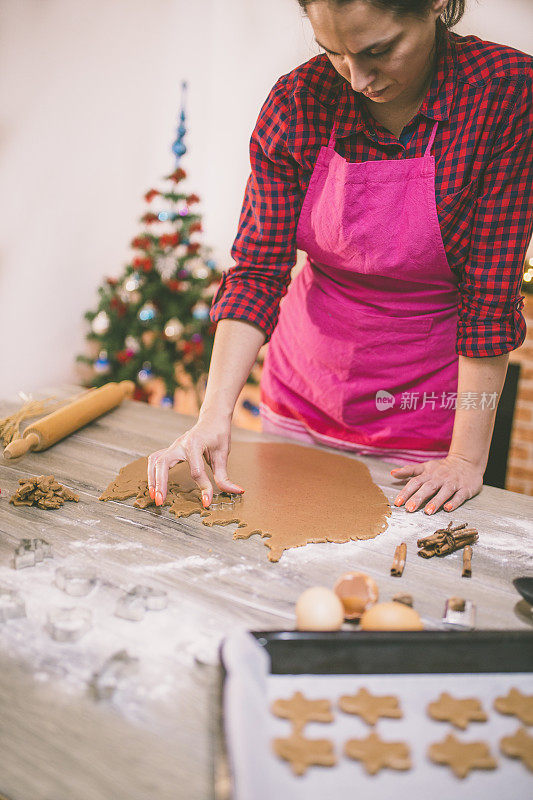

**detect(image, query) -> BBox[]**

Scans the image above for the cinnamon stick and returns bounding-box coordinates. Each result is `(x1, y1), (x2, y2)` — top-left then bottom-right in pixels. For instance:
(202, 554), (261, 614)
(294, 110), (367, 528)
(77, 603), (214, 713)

(417, 520), (478, 559)
(462, 545), (473, 577)
(391, 542), (407, 576)
(434, 531), (478, 554)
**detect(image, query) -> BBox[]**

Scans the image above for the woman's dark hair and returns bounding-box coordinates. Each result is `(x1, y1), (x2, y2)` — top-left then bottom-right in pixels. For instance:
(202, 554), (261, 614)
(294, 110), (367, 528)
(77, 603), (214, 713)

(296, 0), (466, 29)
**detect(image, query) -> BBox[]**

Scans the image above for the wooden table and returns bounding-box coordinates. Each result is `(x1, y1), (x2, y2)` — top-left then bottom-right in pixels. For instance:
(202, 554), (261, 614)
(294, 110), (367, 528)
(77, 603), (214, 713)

(0, 386), (531, 800)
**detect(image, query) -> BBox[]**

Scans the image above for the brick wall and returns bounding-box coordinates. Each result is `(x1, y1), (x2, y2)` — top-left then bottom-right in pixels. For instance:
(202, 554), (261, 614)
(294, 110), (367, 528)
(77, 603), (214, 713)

(507, 292), (533, 495)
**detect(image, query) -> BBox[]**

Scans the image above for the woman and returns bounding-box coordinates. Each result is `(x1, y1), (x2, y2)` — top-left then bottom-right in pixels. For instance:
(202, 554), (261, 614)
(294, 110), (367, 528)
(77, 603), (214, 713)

(147, 0), (532, 516)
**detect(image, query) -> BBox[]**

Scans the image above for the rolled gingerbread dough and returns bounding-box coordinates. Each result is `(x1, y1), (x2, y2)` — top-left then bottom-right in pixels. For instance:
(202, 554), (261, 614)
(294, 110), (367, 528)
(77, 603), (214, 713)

(99, 441), (391, 561)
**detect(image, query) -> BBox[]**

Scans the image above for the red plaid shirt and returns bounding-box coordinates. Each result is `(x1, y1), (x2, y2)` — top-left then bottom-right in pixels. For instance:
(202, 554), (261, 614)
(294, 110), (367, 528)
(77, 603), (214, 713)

(210, 21), (533, 357)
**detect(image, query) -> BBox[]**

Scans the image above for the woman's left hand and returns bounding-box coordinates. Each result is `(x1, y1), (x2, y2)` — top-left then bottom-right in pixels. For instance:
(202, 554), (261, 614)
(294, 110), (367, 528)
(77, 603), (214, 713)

(390, 454), (484, 514)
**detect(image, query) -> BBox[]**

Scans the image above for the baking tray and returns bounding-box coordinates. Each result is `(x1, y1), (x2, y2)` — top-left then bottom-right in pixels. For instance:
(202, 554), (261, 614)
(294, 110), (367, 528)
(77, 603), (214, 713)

(218, 629), (533, 800)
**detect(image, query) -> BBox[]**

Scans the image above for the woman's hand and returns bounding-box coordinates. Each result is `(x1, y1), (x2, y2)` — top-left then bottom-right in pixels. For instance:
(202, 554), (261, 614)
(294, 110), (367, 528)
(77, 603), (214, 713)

(390, 454), (484, 514)
(147, 409), (244, 509)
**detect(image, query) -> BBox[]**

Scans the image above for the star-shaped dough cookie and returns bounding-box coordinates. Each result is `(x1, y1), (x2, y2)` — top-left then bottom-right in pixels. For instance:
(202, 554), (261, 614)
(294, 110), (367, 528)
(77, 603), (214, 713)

(428, 733), (497, 778)
(338, 687), (402, 725)
(500, 727), (533, 772)
(494, 688), (533, 726)
(427, 692), (488, 730)
(344, 731), (411, 775)
(271, 691), (334, 733)
(272, 732), (336, 776)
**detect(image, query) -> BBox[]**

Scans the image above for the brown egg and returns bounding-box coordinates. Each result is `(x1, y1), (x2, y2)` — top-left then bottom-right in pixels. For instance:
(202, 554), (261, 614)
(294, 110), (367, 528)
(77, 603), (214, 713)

(295, 587), (344, 631)
(333, 572), (379, 619)
(360, 601), (423, 631)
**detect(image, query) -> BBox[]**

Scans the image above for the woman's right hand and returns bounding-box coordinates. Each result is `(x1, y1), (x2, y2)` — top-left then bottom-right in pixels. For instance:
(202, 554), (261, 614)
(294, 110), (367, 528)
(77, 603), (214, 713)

(146, 409), (244, 509)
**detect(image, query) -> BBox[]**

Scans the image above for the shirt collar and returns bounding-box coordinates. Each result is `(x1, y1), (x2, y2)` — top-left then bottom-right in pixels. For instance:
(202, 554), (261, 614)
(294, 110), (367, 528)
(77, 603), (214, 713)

(328, 19), (455, 142)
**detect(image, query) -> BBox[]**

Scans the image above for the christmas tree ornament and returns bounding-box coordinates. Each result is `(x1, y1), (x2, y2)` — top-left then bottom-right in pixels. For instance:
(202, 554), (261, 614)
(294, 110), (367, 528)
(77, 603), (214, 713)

(94, 351), (111, 374)
(117, 285), (130, 304)
(125, 335), (140, 354)
(190, 259), (210, 280)
(141, 330), (157, 348)
(116, 350), (133, 364)
(172, 81), (188, 165)
(161, 396), (174, 408)
(132, 235), (151, 250)
(165, 279), (183, 293)
(158, 254), (177, 281)
(142, 212), (159, 225)
(164, 318), (184, 342)
(132, 256), (153, 273)
(158, 233), (179, 249)
(92, 311), (110, 335)
(192, 301), (209, 320)
(138, 302), (157, 322)
(124, 273), (143, 293)
(158, 210), (178, 222)
(137, 362), (153, 384)
(177, 201), (190, 217)
(206, 259), (217, 270)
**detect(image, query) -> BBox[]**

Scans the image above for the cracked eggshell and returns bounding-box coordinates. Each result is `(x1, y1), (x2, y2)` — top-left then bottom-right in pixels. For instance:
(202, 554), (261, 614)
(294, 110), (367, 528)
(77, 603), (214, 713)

(333, 571), (379, 619)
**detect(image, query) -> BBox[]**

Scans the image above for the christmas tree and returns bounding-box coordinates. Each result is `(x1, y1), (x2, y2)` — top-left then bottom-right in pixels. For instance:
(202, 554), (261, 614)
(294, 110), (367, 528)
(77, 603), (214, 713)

(77, 82), (224, 409)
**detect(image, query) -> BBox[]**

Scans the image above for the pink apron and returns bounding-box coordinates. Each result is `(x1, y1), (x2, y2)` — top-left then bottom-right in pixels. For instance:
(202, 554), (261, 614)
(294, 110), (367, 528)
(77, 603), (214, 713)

(260, 114), (460, 465)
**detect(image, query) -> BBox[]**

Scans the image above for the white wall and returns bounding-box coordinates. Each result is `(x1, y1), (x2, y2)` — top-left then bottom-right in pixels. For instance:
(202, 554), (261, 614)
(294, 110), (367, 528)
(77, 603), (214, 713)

(0, 0), (532, 396)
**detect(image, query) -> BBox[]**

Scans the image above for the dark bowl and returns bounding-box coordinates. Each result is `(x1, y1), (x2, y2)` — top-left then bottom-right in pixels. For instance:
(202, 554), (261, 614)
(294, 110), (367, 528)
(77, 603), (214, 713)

(513, 577), (533, 606)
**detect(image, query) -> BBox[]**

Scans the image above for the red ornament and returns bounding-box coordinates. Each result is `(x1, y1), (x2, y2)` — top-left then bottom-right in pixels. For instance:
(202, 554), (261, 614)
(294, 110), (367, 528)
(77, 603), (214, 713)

(159, 232), (180, 248)
(186, 193), (200, 205)
(166, 279), (183, 292)
(168, 167), (187, 183)
(187, 242), (201, 255)
(116, 349), (133, 363)
(141, 212), (159, 225)
(144, 189), (159, 203)
(106, 277), (118, 286)
(132, 235), (151, 250)
(189, 221), (202, 233)
(133, 256), (154, 273)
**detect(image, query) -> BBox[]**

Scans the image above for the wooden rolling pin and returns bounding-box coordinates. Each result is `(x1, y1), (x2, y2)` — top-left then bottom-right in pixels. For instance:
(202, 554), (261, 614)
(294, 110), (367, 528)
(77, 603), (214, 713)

(3, 381), (135, 459)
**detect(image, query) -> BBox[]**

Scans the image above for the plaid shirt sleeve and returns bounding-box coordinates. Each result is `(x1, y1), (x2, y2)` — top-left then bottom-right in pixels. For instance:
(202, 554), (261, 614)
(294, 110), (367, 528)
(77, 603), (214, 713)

(209, 77), (301, 342)
(456, 72), (533, 357)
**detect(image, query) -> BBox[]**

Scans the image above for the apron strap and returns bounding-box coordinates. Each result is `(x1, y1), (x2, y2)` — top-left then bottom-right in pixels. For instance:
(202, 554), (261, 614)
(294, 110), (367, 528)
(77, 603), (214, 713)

(424, 120), (439, 156)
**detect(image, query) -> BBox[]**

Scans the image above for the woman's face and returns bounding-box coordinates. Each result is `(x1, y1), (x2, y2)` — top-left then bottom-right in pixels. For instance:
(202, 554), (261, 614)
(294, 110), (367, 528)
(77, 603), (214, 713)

(306, 0), (448, 106)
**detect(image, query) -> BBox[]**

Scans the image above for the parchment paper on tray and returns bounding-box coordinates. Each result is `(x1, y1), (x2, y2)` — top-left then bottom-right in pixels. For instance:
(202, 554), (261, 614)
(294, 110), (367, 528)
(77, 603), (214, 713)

(220, 631), (533, 800)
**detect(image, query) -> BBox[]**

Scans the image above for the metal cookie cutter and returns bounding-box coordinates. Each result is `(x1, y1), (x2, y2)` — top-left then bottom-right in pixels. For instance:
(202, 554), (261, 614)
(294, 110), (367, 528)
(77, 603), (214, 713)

(13, 537), (53, 569)
(115, 584), (168, 621)
(55, 566), (97, 597)
(89, 649), (140, 701)
(46, 606), (93, 642)
(208, 492), (243, 510)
